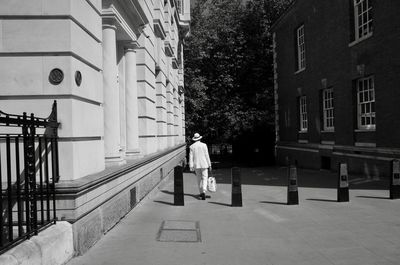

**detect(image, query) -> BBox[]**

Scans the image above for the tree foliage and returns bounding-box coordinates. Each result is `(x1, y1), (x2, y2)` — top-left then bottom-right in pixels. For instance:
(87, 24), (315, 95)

(184, 0), (291, 144)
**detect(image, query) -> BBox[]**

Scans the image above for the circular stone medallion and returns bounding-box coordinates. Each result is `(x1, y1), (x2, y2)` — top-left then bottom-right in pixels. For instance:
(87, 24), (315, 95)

(75, 71), (82, 86)
(49, 68), (64, 85)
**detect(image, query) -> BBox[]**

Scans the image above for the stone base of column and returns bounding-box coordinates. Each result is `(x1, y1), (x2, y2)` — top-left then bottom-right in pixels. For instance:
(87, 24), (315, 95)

(158, 137), (168, 151)
(105, 154), (125, 167)
(167, 136), (175, 148)
(139, 138), (158, 156)
(125, 148), (142, 160)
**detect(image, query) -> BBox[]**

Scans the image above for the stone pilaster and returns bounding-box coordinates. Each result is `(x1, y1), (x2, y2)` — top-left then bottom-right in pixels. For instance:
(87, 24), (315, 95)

(156, 72), (168, 151)
(181, 94), (186, 143)
(173, 86), (179, 144)
(155, 36), (168, 151)
(166, 81), (175, 148)
(137, 26), (157, 155)
(176, 89), (183, 144)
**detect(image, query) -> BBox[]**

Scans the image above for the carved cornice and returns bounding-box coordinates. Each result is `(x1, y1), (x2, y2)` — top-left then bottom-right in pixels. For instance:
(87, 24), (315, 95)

(104, 0), (149, 25)
(123, 40), (140, 50)
(102, 6), (137, 42)
(102, 13), (120, 29)
(102, 0), (153, 41)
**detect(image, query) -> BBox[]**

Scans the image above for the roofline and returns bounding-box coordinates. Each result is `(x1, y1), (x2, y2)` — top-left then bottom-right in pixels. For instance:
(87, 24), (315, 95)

(270, 0), (298, 32)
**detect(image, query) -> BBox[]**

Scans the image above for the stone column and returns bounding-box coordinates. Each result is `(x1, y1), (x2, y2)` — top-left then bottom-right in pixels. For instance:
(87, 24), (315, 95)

(118, 44), (126, 158)
(102, 18), (122, 163)
(124, 41), (141, 158)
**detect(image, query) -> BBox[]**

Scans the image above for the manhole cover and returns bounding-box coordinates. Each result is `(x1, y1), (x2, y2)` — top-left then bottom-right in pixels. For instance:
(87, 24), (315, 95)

(156, 220), (201, 242)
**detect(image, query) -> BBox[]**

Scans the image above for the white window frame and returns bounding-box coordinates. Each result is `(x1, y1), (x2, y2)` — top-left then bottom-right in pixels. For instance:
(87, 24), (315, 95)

(299, 96), (308, 132)
(296, 25), (306, 71)
(323, 88), (334, 131)
(357, 76), (375, 130)
(354, 0), (373, 41)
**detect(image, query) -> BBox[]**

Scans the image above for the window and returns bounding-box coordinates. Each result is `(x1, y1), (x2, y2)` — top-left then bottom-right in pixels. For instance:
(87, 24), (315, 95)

(357, 76), (375, 129)
(299, 96), (308, 131)
(176, 0), (184, 14)
(353, 0), (373, 40)
(296, 25), (306, 71)
(323, 88), (334, 130)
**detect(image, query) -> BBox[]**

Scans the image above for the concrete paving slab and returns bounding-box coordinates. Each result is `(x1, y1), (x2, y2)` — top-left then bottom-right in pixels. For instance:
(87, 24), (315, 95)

(321, 247), (385, 265)
(67, 166), (400, 265)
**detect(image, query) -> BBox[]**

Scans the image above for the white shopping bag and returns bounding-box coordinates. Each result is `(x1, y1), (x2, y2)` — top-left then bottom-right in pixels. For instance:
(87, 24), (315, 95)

(207, 174), (217, 193)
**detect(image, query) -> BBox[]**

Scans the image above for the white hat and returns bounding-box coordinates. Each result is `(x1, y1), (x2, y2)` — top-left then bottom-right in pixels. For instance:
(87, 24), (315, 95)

(192, 133), (202, 141)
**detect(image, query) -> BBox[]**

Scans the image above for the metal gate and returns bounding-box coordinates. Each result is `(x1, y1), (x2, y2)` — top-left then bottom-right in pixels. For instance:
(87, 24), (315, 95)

(0, 101), (60, 253)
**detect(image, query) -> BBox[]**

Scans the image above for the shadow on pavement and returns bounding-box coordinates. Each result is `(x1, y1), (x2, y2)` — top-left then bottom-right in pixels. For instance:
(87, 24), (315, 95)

(306, 198), (338, 203)
(208, 201), (231, 207)
(154, 190), (204, 205)
(160, 189), (200, 200)
(356, 195), (390, 200)
(259, 201), (287, 205)
(153, 200), (175, 206)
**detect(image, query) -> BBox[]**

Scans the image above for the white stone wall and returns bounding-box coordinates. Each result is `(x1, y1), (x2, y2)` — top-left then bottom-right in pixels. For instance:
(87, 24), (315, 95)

(0, 0), (104, 181)
(0, 0), (190, 180)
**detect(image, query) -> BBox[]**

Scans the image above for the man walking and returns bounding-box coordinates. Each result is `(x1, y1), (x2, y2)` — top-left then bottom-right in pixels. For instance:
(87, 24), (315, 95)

(189, 133), (212, 200)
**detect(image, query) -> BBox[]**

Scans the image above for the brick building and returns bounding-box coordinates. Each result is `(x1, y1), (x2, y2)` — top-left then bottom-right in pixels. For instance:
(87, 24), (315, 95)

(272, 0), (400, 177)
(0, 0), (190, 262)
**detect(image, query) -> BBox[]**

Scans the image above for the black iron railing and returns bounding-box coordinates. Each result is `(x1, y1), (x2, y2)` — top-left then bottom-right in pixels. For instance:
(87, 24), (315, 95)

(0, 101), (60, 253)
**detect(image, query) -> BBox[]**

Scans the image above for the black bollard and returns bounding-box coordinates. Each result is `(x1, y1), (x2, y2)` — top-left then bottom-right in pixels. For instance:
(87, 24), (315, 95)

(231, 167), (242, 207)
(390, 159), (400, 199)
(287, 165), (299, 205)
(337, 163), (349, 202)
(174, 165), (184, 206)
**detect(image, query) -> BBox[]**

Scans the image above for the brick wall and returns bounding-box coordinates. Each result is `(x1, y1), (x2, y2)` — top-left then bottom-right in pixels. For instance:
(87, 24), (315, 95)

(273, 0), (400, 176)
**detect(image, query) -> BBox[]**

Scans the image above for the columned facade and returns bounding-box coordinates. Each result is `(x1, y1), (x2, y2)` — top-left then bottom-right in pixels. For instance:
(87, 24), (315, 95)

(0, 0), (191, 258)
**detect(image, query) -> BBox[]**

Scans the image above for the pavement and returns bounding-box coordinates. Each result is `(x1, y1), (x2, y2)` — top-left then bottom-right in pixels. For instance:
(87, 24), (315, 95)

(67, 166), (400, 265)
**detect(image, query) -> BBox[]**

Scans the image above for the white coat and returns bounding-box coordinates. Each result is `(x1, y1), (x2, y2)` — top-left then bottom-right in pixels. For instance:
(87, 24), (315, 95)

(189, 141), (211, 170)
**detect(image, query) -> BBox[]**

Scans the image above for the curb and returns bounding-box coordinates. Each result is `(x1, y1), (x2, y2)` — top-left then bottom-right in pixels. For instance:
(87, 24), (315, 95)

(0, 222), (74, 265)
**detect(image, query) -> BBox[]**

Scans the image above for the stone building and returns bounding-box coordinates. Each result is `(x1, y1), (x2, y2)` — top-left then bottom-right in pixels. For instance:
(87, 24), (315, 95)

(0, 0), (190, 260)
(272, 0), (400, 176)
